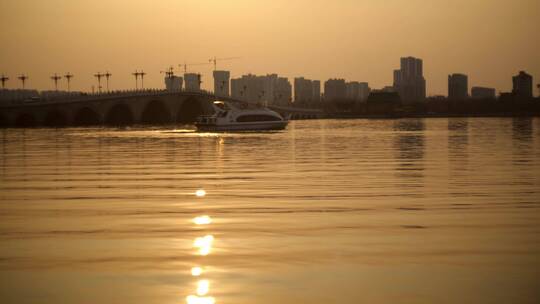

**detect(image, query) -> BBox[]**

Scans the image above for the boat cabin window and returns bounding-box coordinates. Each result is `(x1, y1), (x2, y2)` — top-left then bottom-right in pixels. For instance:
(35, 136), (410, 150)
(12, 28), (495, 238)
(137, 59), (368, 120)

(236, 115), (282, 122)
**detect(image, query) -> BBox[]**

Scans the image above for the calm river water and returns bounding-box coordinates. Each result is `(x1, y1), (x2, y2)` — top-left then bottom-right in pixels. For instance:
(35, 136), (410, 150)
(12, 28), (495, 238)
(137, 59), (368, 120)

(1, 118), (539, 304)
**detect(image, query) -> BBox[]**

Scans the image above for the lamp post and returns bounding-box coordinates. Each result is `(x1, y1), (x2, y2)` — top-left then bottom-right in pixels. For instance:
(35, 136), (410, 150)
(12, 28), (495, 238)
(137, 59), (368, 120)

(132, 70), (139, 90)
(94, 72), (105, 93)
(104, 71), (111, 92)
(18, 74), (28, 89)
(51, 73), (61, 91)
(64, 73), (73, 92)
(0, 75), (8, 89)
(139, 70), (146, 90)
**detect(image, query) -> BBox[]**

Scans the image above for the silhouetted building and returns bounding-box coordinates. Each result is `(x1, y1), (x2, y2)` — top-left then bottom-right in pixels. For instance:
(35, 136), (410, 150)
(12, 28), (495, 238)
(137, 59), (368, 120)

(471, 86), (495, 99)
(165, 76), (183, 92)
(358, 82), (371, 102)
(312, 80), (321, 104)
(274, 76), (292, 106)
(381, 86), (396, 93)
(512, 71), (533, 99)
(184, 73), (201, 92)
(448, 74), (468, 100)
(231, 74), (291, 105)
(324, 79), (346, 102)
(393, 56), (426, 103)
(295, 77), (320, 106)
(213, 70), (230, 97)
(346, 81), (360, 101)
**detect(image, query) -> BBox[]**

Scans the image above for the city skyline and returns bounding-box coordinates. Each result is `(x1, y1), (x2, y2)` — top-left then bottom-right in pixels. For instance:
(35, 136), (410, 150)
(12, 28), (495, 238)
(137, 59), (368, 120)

(1, 0), (539, 95)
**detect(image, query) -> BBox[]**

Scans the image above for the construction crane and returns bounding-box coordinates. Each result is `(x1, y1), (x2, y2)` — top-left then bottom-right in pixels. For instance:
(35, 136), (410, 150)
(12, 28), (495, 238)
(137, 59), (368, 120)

(64, 73), (74, 92)
(178, 61), (211, 74)
(18, 74), (28, 89)
(51, 73), (61, 91)
(0, 75), (8, 89)
(160, 66), (175, 78)
(209, 56), (240, 71)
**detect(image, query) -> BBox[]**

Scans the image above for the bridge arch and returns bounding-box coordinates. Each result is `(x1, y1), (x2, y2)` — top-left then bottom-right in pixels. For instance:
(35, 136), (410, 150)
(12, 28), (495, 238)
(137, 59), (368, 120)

(105, 103), (134, 126)
(74, 107), (101, 126)
(141, 100), (172, 125)
(14, 113), (37, 127)
(177, 98), (204, 124)
(44, 110), (69, 127)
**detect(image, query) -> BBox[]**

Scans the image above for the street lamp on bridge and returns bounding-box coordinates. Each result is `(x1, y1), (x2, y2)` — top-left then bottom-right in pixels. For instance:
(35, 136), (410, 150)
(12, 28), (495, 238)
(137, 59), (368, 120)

(64, 73), (74, 92)
(51, 73), (61, 91)
(94, 72), (105, 94)
(132, 70), (139, 90)
(131, 70), (146, 91)
(139, 70), (146, 90)
(18, 74), (28, 89)
(1, 75), (9, 89)
(104, 71), (112, 92)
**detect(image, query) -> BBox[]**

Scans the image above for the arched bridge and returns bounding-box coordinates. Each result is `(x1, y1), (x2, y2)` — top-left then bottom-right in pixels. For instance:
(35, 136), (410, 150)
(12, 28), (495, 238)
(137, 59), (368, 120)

(0, 90), (324, 127)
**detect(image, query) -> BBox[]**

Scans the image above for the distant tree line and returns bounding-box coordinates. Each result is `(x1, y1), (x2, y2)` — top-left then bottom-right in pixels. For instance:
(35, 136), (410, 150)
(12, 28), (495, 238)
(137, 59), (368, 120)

(321, 92), (540, 117)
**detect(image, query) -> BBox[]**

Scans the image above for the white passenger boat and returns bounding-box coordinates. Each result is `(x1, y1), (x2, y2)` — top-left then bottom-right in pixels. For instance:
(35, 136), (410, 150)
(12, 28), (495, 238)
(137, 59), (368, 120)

(196, 101), (288, 132)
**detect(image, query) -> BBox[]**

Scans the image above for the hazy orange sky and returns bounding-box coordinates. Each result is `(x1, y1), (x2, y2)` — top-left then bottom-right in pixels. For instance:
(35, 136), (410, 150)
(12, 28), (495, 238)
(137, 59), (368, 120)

(1, 0), (539, 95)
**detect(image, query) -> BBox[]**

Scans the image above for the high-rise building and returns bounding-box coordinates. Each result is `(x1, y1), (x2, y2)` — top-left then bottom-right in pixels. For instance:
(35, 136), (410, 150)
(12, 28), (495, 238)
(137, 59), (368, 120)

(165, 76), (183, 92)
(393, 57), (426, 102)
(184, 73), (201, 92)
(471, 86), (496, 99)
(512, 71), (533, 99)
(213, 70), (230, 97)
(324, 79), (346, 102)
(358, 82), (371, 102)
(312, 80), (321, 103)
(294, 77), (321, 106)
(346, 81), (360, 101)
(448, 73), (468, 100)
(231, 73), (291, 106)
(275, 77), (292, 106)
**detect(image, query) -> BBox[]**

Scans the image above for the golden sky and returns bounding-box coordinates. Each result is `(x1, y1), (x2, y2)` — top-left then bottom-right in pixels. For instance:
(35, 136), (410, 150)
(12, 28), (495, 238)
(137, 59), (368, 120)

(0, 0), (539, 95)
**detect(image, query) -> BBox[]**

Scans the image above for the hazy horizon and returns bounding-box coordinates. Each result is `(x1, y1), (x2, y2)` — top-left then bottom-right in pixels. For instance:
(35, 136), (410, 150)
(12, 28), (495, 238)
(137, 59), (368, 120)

(1, 0), (539, 95)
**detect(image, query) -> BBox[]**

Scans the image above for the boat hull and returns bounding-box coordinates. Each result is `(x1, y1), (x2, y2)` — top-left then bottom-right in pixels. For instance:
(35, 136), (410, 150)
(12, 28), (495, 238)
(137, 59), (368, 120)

(196, 121), (288, 132)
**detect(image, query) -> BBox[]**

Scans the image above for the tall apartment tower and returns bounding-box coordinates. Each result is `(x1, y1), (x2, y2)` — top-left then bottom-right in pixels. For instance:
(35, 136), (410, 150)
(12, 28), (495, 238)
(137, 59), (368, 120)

(448, 74), (469, 100)
(512, 71), (533, 99)
(231, 73), (291, 106)
(324, 79), (347, 102)
(165, 75), (183, 92)
(213, 70), (230, 97)
(312, 80), (321, 103)
(294, 77), (321, 106)
(393, 57), (426, 102)
(184, 73), (201, 92)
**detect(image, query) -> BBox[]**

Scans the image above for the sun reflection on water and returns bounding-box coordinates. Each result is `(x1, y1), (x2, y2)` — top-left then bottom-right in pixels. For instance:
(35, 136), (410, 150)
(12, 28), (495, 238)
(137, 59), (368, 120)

(193, 235), (214, 256)
(193, 215), (212, 225)
(186, 295), (216, 304)
(187, 189), (217, 304)
(191, 267), (203, 276)
(196, 280), (210, 296)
